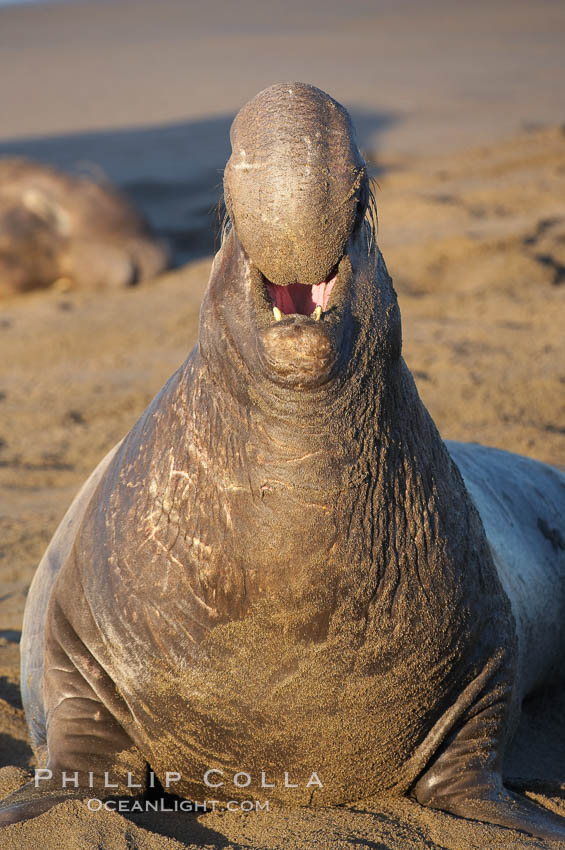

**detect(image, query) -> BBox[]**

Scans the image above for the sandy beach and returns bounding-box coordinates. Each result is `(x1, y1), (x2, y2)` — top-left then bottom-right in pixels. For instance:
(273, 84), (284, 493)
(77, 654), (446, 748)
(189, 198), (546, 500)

(1, 0), (565, 847)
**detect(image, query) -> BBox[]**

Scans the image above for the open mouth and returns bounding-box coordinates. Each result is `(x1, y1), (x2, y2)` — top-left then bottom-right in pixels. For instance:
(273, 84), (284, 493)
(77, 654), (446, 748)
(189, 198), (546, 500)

(265, 272), (337, 322)
(257, 257), (351, 388)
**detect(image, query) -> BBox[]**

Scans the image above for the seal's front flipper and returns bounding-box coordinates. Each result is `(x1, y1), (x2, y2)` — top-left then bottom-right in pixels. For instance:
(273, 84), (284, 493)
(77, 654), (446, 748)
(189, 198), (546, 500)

(0, 595), (148, 828)
(0, 781), (83, 827)
(414, 703), (565, 843)
(416, 774), (565, 843)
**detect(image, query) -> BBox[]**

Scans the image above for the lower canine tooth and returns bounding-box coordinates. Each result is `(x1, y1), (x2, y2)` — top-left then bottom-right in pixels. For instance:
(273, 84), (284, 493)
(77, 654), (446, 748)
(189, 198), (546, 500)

(273, 306), (282, 321)
(312, 305), (322, 321)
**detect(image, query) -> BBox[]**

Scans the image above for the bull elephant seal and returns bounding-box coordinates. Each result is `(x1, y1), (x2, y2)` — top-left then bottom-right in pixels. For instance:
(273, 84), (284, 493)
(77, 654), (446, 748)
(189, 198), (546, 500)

(1, 83), (565, 842)
(0, 158), (168, 296)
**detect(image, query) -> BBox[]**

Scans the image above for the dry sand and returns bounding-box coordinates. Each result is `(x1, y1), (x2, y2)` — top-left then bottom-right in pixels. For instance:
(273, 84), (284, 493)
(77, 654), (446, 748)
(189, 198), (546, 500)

(1, 0), (565, 846)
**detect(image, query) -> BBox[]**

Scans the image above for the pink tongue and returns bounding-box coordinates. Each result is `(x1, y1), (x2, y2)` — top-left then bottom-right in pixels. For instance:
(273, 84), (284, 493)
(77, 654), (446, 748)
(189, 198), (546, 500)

(267, 276), (336, 315)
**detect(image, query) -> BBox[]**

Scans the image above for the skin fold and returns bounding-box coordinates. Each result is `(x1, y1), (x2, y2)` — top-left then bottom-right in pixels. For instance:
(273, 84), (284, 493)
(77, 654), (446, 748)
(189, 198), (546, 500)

(1, 83), (565, 843)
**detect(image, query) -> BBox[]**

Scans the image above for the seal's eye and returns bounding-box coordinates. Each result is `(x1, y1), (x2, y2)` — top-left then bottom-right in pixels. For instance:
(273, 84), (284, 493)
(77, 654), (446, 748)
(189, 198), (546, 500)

(354, 181), (369, 231)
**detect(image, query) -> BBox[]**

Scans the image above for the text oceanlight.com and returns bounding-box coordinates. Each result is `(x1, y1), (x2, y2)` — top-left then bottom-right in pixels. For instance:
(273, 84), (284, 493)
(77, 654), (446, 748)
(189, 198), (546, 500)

(86, 798), (271, 813)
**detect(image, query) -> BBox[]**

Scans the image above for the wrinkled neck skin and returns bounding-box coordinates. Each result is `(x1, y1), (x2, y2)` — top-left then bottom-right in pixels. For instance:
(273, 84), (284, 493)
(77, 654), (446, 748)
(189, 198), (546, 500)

(191, 222), (505, 634)
(198, 225), (403, 486)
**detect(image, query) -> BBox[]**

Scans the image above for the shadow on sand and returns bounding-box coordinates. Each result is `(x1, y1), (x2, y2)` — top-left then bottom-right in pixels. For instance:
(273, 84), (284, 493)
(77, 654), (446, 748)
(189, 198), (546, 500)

(0, 109), (397, 267)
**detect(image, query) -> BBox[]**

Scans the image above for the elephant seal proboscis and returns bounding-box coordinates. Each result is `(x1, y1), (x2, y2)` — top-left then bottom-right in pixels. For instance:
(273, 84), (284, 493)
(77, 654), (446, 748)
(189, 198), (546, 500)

(1, 83), (564, 842)
(0, 158), (168, 296)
